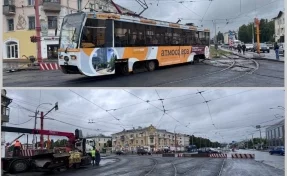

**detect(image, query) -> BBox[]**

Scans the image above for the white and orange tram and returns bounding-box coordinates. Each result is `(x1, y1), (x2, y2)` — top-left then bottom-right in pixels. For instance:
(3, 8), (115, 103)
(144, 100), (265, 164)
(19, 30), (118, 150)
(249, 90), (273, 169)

(58, 12), (210, 76)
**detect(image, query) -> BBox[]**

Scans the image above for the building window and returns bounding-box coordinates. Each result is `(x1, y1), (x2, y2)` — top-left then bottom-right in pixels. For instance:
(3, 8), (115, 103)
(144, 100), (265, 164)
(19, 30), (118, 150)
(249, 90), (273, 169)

(28, 16), (35, 30)
(141, 140), (143, 144)
(7, 19), (14, 31)
(150, 139), (154, 143)
(48, 16), (57, 29)
(5, 41), (18, 59)
(28, 0), (35, 5)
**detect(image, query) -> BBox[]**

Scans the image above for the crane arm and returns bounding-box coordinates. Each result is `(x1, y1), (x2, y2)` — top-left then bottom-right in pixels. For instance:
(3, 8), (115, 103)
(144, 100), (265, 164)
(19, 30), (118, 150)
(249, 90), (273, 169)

(1, 126), (75, 144)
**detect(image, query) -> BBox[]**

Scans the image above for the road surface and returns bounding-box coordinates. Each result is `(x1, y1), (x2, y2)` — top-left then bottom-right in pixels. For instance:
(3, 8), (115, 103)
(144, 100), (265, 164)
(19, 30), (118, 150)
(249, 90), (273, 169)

(233, 149), (284, 170)
(3, 58), (284, 87)
(4, 155), (284, 176)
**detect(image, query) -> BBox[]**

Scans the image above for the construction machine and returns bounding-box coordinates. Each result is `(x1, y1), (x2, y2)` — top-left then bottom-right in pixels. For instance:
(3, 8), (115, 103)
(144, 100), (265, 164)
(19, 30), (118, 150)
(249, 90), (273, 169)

(1, 126), (94, 174)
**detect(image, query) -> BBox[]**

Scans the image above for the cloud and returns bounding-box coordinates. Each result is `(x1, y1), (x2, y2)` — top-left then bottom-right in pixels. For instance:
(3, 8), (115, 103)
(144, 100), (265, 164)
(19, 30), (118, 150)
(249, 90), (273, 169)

(2, 89), (284, 145)
(114, 0), (284, 36)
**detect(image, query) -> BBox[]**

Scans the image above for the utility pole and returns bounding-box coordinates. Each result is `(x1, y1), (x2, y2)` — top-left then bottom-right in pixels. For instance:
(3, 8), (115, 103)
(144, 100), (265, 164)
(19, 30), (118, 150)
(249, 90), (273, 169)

(175, 133), (177, 155)
(40, 111), (44, 149)
(252, 22), (254, 44)
(32, 110), (38, 149)
(254, 18), (261, 54)
(252, 134), (254, 150)
(259, 128), (262, 150)
(35, 0), (42, 62)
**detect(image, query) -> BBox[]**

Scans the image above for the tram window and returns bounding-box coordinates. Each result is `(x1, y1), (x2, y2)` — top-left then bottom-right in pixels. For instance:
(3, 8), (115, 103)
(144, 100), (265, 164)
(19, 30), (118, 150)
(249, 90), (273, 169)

(81, 19), (106, 48)
(172, 28), (181, 45)
(165, 28), (173, 46)
(146, 25), (156, 46)
(114, 21), (134, 47)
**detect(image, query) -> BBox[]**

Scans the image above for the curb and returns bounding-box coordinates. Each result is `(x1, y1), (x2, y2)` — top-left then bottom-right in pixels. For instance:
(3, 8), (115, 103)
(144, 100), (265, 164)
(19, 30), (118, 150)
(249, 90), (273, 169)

(220, 48), (284, 63)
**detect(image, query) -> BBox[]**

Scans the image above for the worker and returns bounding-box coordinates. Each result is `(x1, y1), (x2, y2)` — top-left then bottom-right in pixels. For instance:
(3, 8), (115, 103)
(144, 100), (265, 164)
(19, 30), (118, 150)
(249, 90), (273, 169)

(91, 147), (96, 166)
(95, 149), (101, 166)
(13, 140), (22, 157)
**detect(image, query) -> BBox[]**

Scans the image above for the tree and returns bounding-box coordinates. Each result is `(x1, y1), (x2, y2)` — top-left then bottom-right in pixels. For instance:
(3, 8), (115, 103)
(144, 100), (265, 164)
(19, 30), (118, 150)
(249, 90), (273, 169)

(238, 19), (275, 43)
(107, 140), (112, 147)
(217, 31), (224, 44)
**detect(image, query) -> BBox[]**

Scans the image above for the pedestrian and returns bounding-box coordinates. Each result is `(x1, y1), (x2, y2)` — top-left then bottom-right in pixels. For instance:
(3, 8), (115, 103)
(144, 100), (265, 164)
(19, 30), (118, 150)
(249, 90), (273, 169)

(242, 43), (246, 55)
(91, 147), (96, 166)
(237, 44), (242, 54)
(274, 42), (280, 60)
(95, 149), (101, 166)
(13, 140), (22, 157)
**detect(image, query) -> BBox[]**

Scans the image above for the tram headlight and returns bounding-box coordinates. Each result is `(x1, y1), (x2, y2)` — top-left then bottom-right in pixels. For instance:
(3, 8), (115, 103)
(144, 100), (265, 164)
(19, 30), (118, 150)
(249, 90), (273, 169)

(70, 55), (77, 60)
(64, 56), (69, 62)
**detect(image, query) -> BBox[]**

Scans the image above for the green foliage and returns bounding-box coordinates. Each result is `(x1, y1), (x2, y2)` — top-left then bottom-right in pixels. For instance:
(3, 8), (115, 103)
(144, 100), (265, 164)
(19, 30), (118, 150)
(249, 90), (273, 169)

(238, 19), (275, 43)
(106, 140), (112, 147)
(189, 135), (221, 148)
(217, 31), (224, 44)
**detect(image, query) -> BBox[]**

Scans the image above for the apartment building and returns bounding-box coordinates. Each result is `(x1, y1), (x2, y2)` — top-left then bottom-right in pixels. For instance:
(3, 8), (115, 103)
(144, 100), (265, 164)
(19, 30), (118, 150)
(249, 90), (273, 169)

(273, 11), (285, 42)
(86, 134), (112, 152)
(266, 119), (285, 148)
(2, 0), (133, 60)
(111, 125), (190, 152)
(1, 89), (12, 157)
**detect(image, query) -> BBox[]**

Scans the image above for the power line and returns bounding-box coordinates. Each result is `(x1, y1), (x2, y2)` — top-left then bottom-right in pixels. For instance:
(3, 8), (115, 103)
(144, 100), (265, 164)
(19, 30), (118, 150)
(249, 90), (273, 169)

(8, 118), (33, 126)
(69, 90), (126, 129)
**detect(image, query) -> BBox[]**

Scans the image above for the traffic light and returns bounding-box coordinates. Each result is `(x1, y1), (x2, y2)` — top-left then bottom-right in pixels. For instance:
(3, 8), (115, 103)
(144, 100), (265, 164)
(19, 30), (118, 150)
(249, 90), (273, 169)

(55, 102), (58, 111)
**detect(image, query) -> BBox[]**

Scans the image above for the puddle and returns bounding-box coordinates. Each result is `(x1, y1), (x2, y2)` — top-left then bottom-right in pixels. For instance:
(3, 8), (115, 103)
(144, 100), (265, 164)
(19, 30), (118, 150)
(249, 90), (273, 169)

(91, 158), (118, 166)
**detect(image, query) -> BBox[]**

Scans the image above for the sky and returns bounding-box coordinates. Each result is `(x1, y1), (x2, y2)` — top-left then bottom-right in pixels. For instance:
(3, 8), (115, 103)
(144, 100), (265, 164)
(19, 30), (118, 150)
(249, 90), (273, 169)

(114, 0), (285, 37)
(2, 89), (284, 145)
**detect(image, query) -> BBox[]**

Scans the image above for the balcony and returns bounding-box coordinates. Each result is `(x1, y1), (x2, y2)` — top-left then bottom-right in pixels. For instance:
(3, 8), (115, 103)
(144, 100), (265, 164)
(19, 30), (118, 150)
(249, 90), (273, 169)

(3, 0), (15, 16)
(42, 0), (61, 12)
(1, 107), (10, 123)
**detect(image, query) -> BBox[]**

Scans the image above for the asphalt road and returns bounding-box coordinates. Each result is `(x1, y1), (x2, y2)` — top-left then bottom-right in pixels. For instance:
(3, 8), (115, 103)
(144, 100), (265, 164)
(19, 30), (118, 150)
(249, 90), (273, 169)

(234, 149), (285, 170)
(3, 58), (284, 87)
(7, 155), (284, 176)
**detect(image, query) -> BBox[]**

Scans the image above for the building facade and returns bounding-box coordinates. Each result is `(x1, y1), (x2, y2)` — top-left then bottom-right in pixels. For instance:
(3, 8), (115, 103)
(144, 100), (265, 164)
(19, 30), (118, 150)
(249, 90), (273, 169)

(111, 125), (190, 152)
(2, 0), (133, 60)
(266, 120), (284, 148)
(86, 134), (112, 152)
(273, 11), (285, 42)
(1, 89), (12, 157)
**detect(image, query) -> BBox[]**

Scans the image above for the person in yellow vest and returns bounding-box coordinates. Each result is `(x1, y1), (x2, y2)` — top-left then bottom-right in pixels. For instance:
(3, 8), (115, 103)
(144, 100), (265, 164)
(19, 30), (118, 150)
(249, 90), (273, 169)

(13, 140), (22, 157)
(91, 147), (96, 166)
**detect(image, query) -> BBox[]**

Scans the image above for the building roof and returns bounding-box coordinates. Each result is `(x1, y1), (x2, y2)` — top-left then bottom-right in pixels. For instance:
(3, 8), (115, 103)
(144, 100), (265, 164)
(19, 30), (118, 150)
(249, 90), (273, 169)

(266, 119), (284, 130)
(273, 11), (284, 20)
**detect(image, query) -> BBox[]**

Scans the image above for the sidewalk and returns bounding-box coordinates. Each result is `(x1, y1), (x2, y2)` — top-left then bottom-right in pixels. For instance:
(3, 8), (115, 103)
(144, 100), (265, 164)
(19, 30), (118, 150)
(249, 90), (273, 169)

(3, 59), (58, 72)
(219, 47), (284, 62)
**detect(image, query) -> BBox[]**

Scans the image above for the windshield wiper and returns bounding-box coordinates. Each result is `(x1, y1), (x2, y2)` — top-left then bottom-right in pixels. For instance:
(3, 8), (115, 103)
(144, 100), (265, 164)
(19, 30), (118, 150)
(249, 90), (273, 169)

(65, 46), (68, 54)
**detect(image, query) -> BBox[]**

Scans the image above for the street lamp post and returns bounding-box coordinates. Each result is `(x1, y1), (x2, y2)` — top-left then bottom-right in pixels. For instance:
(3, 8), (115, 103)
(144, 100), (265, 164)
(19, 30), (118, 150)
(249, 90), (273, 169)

(32, 103), (52, 149)
(174, 125), (180, 155)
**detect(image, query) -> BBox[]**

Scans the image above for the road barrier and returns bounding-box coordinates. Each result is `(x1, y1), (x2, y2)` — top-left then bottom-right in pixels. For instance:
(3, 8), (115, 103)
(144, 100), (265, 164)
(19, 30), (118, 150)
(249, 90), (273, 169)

(20, 149), (50, 157)
(162, 153), (175, 157)
(177, 153), (183, 157)
(39, 63), (60, 71)
(209, 154), (227, 158)
(183, 153), (210, 157)
(231, 153), (255, 159)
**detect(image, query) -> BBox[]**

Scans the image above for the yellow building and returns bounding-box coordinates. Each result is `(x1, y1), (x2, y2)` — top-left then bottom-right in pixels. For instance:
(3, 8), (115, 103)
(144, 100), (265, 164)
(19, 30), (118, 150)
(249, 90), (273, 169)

(3, 1), (37, 59)
(111, 125), (190, 152)
(2, 0), (134, 60)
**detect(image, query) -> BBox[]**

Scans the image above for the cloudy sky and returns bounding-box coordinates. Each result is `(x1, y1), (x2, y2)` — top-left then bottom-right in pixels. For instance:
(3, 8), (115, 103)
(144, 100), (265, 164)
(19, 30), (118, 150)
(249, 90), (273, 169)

(2, 89), (284, 144)
(114, 0), (285, 37)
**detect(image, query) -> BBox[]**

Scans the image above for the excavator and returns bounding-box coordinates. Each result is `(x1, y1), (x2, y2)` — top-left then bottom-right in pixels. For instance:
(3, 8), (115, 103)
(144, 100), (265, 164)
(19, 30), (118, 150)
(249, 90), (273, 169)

(1, 126), (95, 174)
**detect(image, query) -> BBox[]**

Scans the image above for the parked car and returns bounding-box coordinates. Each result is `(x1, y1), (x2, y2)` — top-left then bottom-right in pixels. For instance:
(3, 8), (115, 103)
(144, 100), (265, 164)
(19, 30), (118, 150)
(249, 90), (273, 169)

(116, 150), (126, 155)
(279, 43), (284, 56)
(253, 43), (270, 53)
(269, 146), (284, 156)
(245, 44), (253, 51)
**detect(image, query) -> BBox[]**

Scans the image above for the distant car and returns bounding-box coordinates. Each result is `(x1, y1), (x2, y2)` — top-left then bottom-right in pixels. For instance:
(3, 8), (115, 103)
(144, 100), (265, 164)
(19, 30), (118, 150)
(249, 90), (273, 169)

(245, 44), (253, 51)
(137, 149), (151, 155)
(279, 43), (284, 56)
(198, 147), (220, 154)
(253, 43), (270, 53)
(269, 146), (284, 156)
(116, 150), (125, 155)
